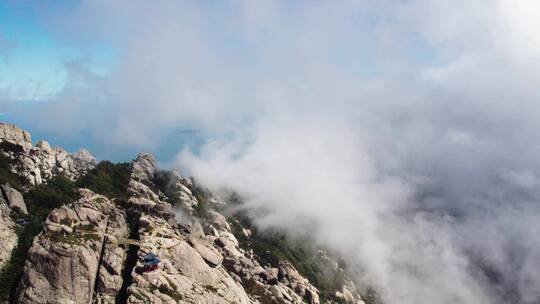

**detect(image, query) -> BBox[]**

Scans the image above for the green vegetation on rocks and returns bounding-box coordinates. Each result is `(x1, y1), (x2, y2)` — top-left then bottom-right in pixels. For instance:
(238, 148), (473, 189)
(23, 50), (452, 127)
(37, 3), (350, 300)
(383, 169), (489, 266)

(25, 174), (79, 216)
(0, 153), (25, 191)
(76, 161), (130, 199)
(231, 216), (345, 302)
(229, 207), (382, 304)
(192, 182), (213, 219)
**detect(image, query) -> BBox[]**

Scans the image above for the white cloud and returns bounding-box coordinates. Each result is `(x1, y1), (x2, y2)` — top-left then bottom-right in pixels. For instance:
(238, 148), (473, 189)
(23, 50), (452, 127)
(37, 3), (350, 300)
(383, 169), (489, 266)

(21, 1), (540, 303)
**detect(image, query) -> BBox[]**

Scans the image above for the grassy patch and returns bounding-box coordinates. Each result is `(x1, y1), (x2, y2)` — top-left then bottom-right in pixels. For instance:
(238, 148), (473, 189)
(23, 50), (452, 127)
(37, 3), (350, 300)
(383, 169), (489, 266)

(76, 161), (130, 199)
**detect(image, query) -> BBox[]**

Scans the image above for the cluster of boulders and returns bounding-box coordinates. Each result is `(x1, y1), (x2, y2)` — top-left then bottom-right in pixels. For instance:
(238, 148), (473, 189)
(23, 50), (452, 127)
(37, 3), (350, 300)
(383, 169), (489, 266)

(0, 123), (97, 185)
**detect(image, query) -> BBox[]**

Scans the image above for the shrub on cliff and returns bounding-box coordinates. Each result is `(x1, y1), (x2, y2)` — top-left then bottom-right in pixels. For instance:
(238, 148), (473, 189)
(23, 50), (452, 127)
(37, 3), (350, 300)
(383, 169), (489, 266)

(76, 161), (130, 199)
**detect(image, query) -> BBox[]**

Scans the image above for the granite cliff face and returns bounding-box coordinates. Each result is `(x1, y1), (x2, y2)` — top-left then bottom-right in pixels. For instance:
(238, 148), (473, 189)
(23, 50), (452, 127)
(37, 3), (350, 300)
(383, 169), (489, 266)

(0, 123), (367, 304)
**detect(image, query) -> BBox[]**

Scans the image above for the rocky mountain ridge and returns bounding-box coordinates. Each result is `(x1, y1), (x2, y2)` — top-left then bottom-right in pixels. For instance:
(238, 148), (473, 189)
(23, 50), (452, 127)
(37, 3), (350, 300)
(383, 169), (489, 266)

(0, 123), (368, 304)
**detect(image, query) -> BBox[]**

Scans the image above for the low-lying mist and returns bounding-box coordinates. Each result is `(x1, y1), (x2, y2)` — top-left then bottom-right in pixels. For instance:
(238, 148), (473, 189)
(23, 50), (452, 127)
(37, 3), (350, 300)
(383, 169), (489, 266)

(12, 1), (540, 303)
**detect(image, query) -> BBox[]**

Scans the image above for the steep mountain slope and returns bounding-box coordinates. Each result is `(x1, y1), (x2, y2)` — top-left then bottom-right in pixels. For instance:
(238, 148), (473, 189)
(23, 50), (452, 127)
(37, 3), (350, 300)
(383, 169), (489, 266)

(0, 123), (367, 304)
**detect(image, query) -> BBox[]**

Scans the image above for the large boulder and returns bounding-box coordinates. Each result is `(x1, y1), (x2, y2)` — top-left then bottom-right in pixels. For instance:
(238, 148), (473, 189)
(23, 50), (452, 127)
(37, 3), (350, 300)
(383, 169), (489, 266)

(16, 190), (112, 304)
(1, 183), (28, 214)
(188, 236), (224, 267)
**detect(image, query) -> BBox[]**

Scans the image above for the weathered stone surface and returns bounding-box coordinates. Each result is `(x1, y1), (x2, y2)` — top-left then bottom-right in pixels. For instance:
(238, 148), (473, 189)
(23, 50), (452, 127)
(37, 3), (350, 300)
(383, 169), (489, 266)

(160, 170), (199, 214)
(71, 149), (97, 174)
(128, 179), (160, 201)
(16, 190), (113, 304)
(35, 140), (52, 153)
(123, 158), (253, 304)
(131, 153), (156, 182)
(126, 215), (252, 304)
(0, 123), (32, 151)
(1, 183), (28, 214)
(94, 206), (129, 302)
(188, 236), (224, 267)
(213, 215), (321, 304)
(0, 201), (17, 269)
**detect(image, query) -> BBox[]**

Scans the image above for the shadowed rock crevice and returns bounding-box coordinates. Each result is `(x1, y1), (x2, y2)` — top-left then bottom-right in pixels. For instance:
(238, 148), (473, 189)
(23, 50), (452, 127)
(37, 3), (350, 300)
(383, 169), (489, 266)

(116, 211), (140, 304)
(92, 215), (111, 303)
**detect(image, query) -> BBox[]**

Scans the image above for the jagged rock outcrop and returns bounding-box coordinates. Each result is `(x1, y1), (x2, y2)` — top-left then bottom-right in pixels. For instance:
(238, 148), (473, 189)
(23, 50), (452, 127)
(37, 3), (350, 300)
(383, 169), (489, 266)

(125, 153), (253, 304)
(0, 123), (97, 185)
(167, 171), (199, 213)
(123, 153), (325, 304)
(0, 198), (18, 269)
(1, 183), (28, 214)
(131, 153), (156, 182)
(0, 123), (33, 151)
(208, 211), (321, 304)
(127, 215), (253, 304)
(16, 189), (116, 304)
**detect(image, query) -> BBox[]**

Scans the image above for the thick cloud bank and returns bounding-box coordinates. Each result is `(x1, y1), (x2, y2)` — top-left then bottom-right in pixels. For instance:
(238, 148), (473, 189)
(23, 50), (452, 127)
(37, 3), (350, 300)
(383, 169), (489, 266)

(22, 1), (540, 303)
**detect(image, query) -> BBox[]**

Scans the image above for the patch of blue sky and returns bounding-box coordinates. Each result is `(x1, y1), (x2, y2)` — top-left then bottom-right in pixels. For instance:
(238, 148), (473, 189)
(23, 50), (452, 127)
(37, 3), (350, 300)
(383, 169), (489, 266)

(0, 1), (115, 100)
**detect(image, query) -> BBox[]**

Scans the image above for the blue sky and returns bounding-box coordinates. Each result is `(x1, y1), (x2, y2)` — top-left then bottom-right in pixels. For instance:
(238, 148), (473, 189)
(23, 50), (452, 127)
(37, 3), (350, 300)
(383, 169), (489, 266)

(0, 1), (114, 101)
(0, 1), (124, 161)
(0, 1), (471, 165)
